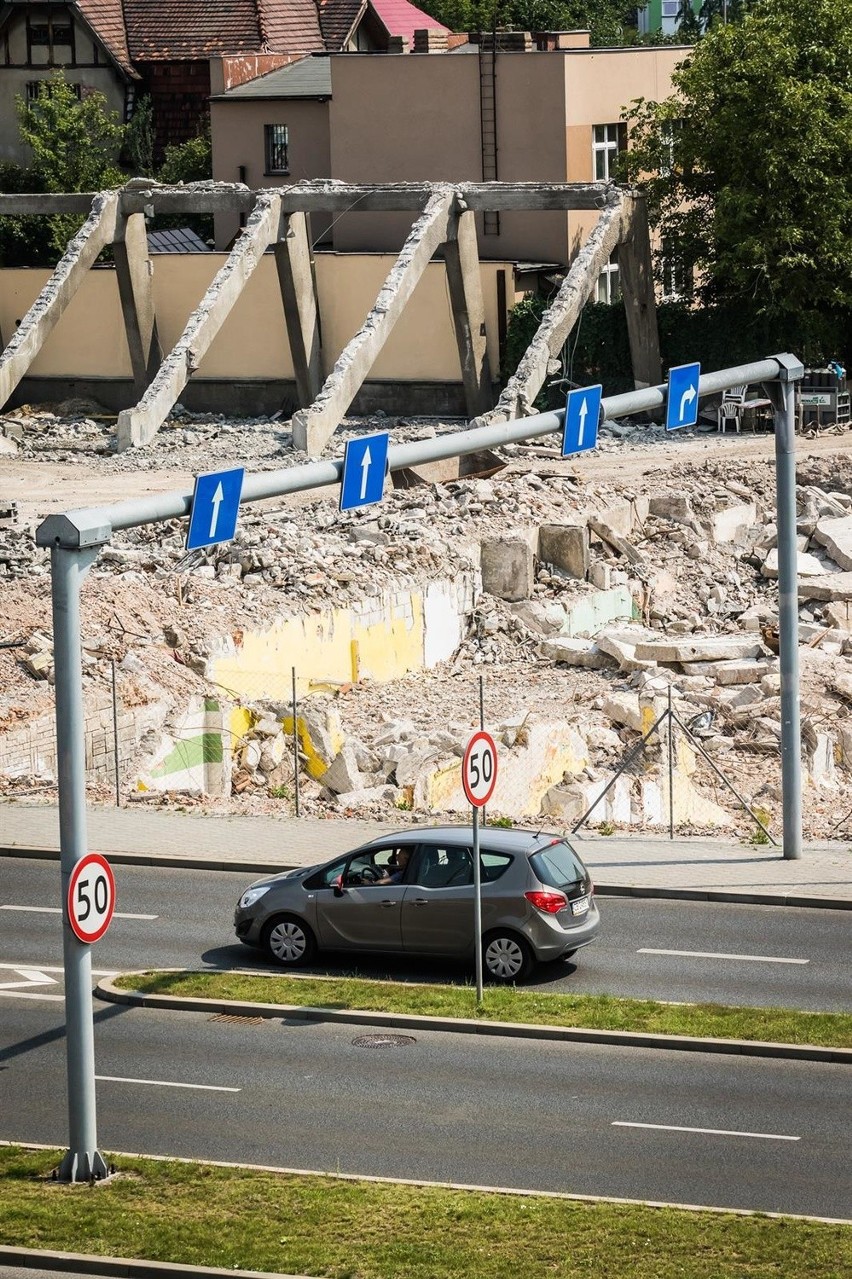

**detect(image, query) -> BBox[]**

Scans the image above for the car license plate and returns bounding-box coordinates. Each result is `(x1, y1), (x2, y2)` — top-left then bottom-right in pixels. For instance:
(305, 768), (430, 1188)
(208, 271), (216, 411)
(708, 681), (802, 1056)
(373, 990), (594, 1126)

(571, 895), (589, 916)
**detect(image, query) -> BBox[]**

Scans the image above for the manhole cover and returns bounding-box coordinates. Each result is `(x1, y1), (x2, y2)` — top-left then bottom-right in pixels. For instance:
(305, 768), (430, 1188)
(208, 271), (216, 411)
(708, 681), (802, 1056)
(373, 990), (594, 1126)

(352, 1033), (416, 1048)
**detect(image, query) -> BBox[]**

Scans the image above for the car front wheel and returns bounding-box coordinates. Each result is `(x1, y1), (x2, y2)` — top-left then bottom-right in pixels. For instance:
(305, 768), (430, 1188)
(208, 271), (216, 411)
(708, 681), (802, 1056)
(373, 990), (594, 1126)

(262, 915), (316, 967)
(482, 932), (533, 983)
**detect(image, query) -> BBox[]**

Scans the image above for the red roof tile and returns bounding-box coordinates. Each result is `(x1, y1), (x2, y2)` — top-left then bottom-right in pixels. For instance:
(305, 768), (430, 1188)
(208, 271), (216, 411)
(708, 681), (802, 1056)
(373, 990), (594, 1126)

(124, 0), (263, 60)
(367, 0), (449, 43)
(76, 0), (137, 77)
(259, 0), (324, 51)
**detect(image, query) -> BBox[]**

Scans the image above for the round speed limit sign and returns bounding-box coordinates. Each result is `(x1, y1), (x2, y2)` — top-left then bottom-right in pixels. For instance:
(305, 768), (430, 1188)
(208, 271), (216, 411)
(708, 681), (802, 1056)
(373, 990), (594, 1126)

(67, 853), (116, 944)
(462, 730), (498, 808)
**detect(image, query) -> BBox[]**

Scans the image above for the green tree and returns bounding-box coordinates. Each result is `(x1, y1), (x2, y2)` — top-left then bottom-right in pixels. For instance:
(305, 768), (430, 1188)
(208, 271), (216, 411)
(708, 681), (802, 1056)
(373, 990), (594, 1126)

(622, 0), (852, 334)
(418, 0), (638, 45)
(676, 0), (701, 40)
(14, 70), (125, 256)
(151, 131), (214, 241)
(125, 94), (155, 177)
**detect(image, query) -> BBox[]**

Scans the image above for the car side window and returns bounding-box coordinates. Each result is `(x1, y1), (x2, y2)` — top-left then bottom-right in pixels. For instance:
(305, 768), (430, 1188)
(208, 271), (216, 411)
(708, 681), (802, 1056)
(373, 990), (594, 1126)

(344, 847), (407, 886)
(305, 858), (348, 890)
(413, 844), (473, 888)
(481, 851), (512, 883)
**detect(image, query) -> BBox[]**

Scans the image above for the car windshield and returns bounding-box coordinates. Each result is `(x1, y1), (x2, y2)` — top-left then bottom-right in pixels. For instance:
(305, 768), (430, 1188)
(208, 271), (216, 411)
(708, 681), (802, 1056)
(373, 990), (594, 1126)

(529, 840), (587, 891)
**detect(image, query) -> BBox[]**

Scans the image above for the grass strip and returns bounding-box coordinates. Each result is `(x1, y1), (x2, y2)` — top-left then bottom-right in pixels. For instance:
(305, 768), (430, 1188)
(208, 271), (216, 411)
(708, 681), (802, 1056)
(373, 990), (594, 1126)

(112, 970), (852, 1049)
(1, 1146), (850, 1279)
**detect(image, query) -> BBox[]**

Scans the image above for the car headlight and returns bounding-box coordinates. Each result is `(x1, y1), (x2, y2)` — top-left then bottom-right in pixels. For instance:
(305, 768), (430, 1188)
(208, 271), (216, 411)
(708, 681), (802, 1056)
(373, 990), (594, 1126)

(238, 885), (272, 909)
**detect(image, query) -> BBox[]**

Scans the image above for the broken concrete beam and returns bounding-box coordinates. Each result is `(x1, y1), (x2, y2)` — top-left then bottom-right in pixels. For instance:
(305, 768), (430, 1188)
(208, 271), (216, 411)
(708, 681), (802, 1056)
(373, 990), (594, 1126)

(117, 191), (283, 450)
(812, 515), (852, 571)
(274, 210), (323, 409)
(601, 691), (643, 732)
(444, 206), (493, 418)
(0, 191), (119, 411)
(538, 523), (588, 579)
(538, 637), (614, 669)
(113, 209), (162, 396)
(595, 625), (659, 672)
(320, 743), (364, 794)
(798, 572), (852, 602)
(633, 636), (763, 663)
(509, 599), (566, 634)
(588, 517), (646, 565)
(680, 658), (772, 684)
(617, 191), (662, 391)
(291, 188), (455, 455)
(475, 193), (625, 425)
(761, 548), (831, 578)
(480, 535), (535, 601)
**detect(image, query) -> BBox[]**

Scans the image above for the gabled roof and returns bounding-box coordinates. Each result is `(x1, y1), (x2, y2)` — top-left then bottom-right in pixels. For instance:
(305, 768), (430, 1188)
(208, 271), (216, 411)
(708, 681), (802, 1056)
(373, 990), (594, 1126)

(367, 0), (449, 43)
(213, 54), (331, 99)
(318, 0), (364, 49)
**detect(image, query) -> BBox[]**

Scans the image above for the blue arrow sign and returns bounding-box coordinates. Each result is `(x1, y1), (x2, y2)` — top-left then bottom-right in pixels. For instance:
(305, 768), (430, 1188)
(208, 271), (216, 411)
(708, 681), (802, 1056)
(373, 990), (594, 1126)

(340, 432), (390, 512)
(666, 361), (701, 431)
(563, 384), (602, 457)
(186, 467), (244, 550)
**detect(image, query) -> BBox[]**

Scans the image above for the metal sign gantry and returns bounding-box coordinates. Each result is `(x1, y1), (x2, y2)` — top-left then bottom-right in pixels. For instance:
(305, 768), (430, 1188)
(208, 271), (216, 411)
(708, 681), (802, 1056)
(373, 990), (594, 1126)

(35, 353), (803, 1182)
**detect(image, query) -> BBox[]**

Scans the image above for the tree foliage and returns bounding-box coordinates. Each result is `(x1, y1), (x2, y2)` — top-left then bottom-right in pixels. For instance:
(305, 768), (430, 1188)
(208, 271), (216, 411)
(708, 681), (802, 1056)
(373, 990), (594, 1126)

(622, 0), (852, 331)
(418, 0), (638, 44)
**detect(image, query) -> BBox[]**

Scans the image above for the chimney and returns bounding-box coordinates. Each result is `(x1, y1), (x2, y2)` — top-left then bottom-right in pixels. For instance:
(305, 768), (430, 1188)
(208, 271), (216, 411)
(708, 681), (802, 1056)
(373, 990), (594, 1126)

(533, 29), (591, 50)
(413, 27), (448, 52)
(387, 34), (409, 52)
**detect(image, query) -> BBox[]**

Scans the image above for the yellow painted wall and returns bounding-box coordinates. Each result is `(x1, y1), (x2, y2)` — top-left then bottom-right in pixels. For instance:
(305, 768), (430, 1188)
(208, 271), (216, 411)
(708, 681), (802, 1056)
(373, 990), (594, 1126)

(209, 589), (425, 702)
(0, 253), (506, 382)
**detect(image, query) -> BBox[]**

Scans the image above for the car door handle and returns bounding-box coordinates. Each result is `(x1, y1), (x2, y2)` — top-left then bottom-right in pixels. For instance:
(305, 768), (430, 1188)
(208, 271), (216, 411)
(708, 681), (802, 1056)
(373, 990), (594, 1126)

(379, 900), (398, 908)
(411, 898), (429, 907)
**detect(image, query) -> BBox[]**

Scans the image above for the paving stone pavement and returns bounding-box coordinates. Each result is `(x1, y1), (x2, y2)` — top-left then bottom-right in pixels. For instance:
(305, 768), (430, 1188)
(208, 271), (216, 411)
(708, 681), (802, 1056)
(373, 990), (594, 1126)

(1, 801), (850, 906)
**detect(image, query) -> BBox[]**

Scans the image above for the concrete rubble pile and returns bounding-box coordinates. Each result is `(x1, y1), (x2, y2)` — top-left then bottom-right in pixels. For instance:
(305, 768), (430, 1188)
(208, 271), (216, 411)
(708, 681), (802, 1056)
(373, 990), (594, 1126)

(4, 402), (852, 837)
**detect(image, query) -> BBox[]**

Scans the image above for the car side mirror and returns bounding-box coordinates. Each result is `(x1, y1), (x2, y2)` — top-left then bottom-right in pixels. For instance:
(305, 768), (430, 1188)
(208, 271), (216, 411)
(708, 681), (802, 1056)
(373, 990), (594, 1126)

(333, 874), (345, 898)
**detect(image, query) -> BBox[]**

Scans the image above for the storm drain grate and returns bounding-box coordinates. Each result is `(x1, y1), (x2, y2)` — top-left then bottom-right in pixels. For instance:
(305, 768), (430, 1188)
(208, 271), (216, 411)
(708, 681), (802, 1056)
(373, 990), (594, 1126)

(209, 1014), (267, 1026)
(352, 1033), (416, 1049)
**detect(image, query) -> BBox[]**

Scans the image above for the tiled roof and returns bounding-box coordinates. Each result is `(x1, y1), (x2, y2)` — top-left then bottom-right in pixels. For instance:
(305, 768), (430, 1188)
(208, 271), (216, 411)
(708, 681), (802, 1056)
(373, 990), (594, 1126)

(259, 0), (324, 52)
(123, 0), (264, 60)
(214, 53), (331, 98)
(367, 0), (449, 42)
(76, 0), (137, 78)
(318, 0), (364, 49)
(122, 0), (322, 60)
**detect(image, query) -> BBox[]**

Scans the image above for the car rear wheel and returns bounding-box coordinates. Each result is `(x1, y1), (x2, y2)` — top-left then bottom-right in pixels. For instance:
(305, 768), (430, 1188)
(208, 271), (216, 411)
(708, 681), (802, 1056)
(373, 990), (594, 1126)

(262, 915), (316, 967)
(483, 931), (534, 983)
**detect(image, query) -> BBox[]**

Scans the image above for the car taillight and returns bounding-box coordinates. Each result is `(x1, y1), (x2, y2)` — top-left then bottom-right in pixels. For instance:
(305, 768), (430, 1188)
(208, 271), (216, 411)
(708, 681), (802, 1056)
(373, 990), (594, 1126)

(525, 890), (568, 914)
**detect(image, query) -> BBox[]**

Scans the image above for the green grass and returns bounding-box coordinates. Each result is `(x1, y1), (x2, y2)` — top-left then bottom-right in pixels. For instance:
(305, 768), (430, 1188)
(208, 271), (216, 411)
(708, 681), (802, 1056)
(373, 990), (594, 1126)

(1, 1146), (850, 1279)
(112, 970), (852, 1049)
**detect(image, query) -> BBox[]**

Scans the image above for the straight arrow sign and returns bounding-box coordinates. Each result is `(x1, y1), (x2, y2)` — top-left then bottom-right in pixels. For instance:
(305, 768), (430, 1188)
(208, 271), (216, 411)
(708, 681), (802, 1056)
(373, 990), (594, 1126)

(209, 481), (224, 540)
(359, 446), (372, 501)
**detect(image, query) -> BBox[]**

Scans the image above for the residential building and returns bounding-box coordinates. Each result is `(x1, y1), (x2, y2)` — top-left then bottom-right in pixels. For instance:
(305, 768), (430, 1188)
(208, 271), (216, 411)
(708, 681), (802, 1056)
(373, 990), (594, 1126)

(637, 0), (701, 36)
(210, 32), (687, 277)
(0, 0), (138, 166)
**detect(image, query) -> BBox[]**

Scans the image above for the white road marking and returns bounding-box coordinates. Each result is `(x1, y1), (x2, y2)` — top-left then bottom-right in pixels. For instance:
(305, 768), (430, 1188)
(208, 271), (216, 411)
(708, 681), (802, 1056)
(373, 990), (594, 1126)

(638, 948), (808, 965)
(0, 962), (119, 976)
(0, 991), (65, 1002)
(1, 904), (157, 920)
(0, 967), (56, 990)
(613, 1121), (799, 1141)
(96, 1075), (240, 1093)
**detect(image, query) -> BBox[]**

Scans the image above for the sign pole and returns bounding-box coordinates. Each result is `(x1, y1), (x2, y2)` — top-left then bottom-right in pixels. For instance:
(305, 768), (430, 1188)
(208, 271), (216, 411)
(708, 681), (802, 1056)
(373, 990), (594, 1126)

(51, 544), (109, 1183)
(473, 802), (483, 1004)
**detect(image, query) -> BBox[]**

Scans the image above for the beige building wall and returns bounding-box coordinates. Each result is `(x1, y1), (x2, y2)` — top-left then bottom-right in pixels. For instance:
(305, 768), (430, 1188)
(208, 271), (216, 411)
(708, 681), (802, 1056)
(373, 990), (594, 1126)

(0, 11), (127, 166)
(0, 253), (507, 383)
(210, 98), (332, 248)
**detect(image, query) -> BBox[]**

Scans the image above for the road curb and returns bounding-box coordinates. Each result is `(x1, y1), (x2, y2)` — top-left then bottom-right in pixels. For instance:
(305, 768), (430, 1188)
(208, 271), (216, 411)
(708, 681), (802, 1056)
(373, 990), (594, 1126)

(96, 976), (852, 1064)
(0, 1245), (312, 1279)
(3, 846), (851, 910)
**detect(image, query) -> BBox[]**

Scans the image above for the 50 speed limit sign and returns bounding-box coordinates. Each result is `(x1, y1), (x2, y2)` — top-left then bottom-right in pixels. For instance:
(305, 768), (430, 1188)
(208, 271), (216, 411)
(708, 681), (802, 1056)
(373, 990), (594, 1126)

(462, 730), (498, 808)
(67, 852), (116, 944)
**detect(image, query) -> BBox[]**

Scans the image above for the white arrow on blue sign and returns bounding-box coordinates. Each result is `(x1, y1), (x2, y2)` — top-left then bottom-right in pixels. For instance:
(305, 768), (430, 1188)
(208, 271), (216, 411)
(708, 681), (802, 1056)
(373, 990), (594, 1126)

(666, 361), (701, 431)
(340, 432), (390, 512)
(186, 467), (245, 550)
(563, 384), (602, 457)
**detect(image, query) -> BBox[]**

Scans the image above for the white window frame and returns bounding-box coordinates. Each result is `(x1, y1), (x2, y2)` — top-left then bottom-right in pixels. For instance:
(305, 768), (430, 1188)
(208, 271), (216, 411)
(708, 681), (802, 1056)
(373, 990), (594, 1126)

(596, 251), (620, 305)
(592, 123), (622, 182)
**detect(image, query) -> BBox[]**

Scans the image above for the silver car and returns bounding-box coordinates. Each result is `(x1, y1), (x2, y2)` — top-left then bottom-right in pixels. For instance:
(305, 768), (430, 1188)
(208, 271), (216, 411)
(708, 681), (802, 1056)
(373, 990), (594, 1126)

(234, 825), (599, 982)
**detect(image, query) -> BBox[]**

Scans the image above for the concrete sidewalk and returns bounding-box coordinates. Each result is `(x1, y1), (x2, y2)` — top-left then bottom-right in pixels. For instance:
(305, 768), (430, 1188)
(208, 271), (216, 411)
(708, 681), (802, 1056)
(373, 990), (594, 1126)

(1, 801), (850, 907)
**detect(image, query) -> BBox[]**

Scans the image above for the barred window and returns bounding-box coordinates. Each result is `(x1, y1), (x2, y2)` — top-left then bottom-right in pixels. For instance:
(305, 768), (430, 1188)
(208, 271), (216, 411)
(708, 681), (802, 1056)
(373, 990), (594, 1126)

(264, 124), (289, 175)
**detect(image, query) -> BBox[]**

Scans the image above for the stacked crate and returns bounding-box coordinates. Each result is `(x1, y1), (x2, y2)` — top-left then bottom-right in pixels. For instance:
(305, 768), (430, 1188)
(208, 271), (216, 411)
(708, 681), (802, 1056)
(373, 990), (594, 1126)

(798, 367), (851, 428)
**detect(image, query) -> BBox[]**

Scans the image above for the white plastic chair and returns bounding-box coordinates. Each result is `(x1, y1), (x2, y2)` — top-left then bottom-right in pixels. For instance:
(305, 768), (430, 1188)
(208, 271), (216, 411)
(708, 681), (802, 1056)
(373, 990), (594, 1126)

(717, 385), (748, 432)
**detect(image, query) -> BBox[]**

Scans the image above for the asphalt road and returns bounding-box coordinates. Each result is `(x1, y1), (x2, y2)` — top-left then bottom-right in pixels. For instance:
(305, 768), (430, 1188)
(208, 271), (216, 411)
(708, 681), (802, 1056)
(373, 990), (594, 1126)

(1, 858), (850, 1011)
(2, 1000), (851, 1219)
